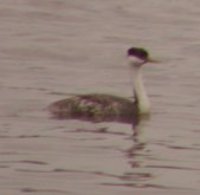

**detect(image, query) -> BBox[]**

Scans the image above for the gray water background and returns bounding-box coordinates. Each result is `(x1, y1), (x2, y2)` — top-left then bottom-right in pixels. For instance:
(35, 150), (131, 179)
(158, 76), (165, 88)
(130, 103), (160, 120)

(0, 0), (200, 194)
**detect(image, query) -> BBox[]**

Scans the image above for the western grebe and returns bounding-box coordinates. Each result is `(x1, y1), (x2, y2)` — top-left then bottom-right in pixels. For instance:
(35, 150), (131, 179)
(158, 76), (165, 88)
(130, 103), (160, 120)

(48, 47), (157, 123)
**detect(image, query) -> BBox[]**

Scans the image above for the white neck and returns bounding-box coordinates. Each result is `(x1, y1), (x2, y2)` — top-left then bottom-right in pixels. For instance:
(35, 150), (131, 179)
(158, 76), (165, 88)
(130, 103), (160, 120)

(130, 65), (150, 115)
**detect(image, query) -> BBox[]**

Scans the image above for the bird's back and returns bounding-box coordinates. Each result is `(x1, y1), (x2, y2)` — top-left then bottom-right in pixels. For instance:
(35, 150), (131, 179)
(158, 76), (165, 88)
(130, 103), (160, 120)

(48, 93), (137, 123)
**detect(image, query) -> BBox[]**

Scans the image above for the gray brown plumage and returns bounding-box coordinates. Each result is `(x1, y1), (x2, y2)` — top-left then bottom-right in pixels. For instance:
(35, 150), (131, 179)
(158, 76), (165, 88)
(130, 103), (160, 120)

(48, 94), (137, 123)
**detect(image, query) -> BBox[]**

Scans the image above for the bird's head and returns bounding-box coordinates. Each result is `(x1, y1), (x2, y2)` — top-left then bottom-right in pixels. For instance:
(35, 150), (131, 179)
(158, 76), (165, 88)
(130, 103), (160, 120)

(127, 47), (157, 68)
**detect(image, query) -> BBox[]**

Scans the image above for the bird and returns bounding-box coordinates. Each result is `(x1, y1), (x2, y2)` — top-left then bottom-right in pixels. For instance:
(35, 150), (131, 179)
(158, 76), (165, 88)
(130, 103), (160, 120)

(48, 47), (157, 123)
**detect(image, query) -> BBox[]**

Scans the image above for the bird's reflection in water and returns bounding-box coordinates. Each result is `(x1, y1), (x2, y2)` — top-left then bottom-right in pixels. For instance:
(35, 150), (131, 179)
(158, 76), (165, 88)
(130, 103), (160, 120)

(115, 115), (154, 187)
(132, 115), (150, 145)
(126, 115), (150, 168)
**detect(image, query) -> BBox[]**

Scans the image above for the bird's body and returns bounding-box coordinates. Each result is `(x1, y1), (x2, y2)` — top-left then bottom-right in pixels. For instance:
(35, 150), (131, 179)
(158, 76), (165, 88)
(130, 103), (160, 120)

(48, 47), (156, 123)
(48, 93), (136, 123)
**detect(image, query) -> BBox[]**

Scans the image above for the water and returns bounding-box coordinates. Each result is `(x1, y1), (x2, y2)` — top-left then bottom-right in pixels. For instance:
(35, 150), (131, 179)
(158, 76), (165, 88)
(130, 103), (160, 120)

(0, 0), (200, 194)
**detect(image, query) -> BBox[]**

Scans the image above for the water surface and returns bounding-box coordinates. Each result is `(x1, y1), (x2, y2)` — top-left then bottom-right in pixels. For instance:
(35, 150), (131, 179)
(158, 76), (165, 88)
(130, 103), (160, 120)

(0, 0), (200, 194)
